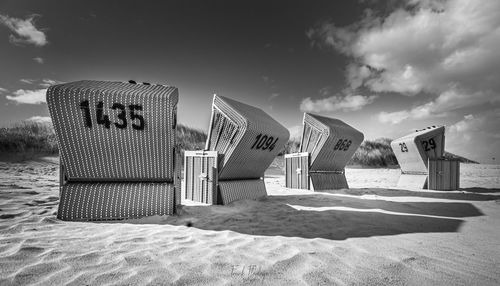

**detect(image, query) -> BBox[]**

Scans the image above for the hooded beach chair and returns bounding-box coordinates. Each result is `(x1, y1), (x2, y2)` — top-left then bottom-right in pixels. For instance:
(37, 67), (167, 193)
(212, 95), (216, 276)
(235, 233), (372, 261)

(184, 95), (290, 205)
(47, 80), (181, 221)
(285, 113), (364, 190)
(391, 126), (459, 190)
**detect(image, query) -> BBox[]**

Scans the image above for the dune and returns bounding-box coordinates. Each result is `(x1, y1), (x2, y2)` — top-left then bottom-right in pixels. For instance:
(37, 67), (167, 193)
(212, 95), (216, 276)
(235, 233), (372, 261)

(0, 158), (499, 285)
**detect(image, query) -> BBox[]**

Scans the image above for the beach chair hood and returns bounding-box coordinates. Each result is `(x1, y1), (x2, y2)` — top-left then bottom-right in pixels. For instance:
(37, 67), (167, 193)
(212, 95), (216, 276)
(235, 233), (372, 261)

(390, 126), (445, 174)
(206, 95), (290, 180)
(300, 113), (364, 172)
(47, 80), (179, 181)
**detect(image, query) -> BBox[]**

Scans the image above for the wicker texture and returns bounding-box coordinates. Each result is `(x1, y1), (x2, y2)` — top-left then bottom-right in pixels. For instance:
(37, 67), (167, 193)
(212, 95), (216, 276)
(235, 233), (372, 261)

(300, 113), (364, 172)
(58, 182), (175, 221)
(47, 80), (178, 180)
(207, 95), (290, 180)
(428, 159), (460, 190)
(391, 126), (445, 174)
(47, 80), (179, 220)
(218, 179), (267, 205)
(286, 113), (362, 190)
(285, 153), (309, 189)
(310, 172), (348, 190)
(184, 151), (218, 204)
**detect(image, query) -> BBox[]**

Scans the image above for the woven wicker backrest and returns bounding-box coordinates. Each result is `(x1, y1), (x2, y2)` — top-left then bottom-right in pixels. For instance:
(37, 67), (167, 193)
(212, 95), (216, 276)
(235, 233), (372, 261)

(206, 95), (289, 180)
(47, 80), (178, 181)
(391, 126), (445, 174)
(300, 113), (364, 171)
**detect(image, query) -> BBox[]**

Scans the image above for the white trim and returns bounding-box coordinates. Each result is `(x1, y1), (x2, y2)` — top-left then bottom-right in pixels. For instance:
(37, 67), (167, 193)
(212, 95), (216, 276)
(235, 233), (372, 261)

(285, 152), (309, 158)
(184, 150), (218, 157)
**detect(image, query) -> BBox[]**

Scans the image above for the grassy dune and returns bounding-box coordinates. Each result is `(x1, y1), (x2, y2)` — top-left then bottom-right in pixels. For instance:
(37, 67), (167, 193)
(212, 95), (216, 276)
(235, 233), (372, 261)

(0, 121), (476, 165)
(283, 137), (398, 167)
(0, 121), (58, 160)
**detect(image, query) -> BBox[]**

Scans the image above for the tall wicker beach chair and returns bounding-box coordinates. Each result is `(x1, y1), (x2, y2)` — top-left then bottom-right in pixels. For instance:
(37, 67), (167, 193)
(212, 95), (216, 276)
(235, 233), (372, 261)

(285, 113), (364, 190)
(184, 95), (290, 205)
(391, 126), (459, 190)
(47, 80), (180, 221)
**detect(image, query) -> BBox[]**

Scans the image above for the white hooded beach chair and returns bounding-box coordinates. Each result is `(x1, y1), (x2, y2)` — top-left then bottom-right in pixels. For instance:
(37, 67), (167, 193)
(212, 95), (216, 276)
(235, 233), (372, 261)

(391, 126), (459, 190)
(285, 113), (364, 190)
(184, 95), (290, 204)
(47, 80), (181, 221)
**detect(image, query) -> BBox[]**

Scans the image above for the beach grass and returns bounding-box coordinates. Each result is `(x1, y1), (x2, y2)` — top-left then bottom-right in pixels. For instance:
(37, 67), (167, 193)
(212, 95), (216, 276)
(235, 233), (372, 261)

(0, 120), (475, 165)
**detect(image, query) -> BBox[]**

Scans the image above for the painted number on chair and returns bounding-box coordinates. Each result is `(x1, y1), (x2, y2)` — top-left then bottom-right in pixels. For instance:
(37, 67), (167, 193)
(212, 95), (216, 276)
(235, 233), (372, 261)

(333, 139), (352, 151)
(251, 134), (279, 151)
(80, 100), (145, 130)
(399, 142), (408, 152)
(422, 138), (436, 152)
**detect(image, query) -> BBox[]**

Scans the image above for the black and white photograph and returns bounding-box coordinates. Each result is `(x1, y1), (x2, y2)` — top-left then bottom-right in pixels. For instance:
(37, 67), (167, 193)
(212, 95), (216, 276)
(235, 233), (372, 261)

(0, 0), (499, 285)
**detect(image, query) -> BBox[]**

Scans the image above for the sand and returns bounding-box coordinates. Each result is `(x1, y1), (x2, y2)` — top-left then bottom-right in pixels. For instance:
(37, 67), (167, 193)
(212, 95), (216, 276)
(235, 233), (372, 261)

(0, 158), (499, 285)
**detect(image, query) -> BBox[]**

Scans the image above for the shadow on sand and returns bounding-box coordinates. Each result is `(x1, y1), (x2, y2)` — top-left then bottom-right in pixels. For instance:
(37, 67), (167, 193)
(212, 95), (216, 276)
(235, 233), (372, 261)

(326, 187), (500, 201)
(163, 189), (490, 240)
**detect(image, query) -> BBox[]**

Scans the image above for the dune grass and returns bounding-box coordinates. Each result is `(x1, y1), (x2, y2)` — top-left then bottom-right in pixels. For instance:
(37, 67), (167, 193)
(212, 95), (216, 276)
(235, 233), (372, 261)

(0, 121), (208, 160)
(0, 120), (475, 165)
(0, 120), (405, 167)
(349, 138), (399, 167)
(282, 137), (398, 167)
(0, 121), (58, 159)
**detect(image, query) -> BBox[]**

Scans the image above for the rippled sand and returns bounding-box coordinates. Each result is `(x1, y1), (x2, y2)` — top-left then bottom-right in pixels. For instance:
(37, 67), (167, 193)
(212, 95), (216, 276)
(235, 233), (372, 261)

(1, 158), (499, 285)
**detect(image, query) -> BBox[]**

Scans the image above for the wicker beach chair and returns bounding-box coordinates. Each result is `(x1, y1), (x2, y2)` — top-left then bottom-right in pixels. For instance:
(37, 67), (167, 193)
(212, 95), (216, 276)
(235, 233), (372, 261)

(47, 80), (180, 221)
(184, 95), (290, 205)
(391, 126), (459, 190)
(285, 113), (364, 190)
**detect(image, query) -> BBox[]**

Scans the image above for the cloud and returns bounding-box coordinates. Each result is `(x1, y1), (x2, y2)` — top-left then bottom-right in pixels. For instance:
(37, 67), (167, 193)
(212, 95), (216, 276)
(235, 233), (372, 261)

(288, 125), (303, 140)
(26, 116), (52, 124)
(0, 14), (48, 46)
(20, 78), (36, 84)
(446, 110), (500, 162)
(378, 88), (499, 124)
(33, 57), (44, 64)
(301, 93), (377, 113)
(378, 110), (411, 125)
(6, 89), (47, 104)
(39, 79), (64, 88)
(309, 0), (500, 108)
(318, 86), (333, 97)
(269, 93), (280, 100)
(19, 78), (63, 87)
(0, 87), (7, 94)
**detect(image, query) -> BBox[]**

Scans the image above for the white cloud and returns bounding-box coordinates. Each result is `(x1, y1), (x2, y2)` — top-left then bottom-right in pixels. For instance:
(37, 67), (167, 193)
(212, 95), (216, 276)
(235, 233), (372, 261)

(269, 93), (280, 100)
(26, 116), (52, 124)
(39, 79), (64, 88)
(0, 87), (7, 94)
(19, 78), (63, 87)
(378, 110), (411, 125)
(301, 93), (377, 113)
(20, 78), (35, 84)
(6, 89), (47, 104)
(378, 88), (499, 124)
(308, 0), (500, 104)
(288, 125), (303, 140)
(446, 111), (500, 162)
(0, 14), (48, 46)
(33, 57), (44, 64)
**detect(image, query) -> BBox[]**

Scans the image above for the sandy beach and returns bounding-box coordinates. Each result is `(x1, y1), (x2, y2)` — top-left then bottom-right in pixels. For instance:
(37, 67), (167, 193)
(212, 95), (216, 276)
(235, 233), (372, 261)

(0, 158), (499, 285)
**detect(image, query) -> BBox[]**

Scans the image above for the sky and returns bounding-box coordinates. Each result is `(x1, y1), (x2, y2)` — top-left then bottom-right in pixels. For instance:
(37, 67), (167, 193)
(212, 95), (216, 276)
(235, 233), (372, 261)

(0, 0), (499, 163)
